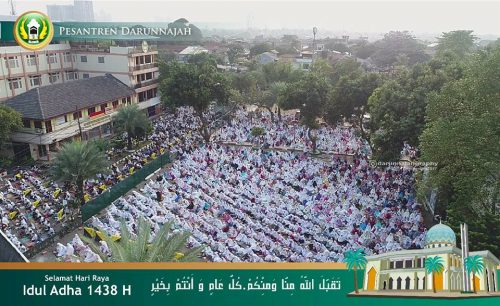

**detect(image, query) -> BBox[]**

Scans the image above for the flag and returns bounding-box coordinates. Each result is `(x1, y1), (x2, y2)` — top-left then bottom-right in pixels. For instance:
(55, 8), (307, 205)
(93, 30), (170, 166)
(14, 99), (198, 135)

(23, 188), (31, 196)
(151, 153), (157, 159)
(111, 234), (121, 241)
(33, 199), (41, 208)
(174, 252), (184, 260)
(84, 194), (90, 203)
(53, 188), (61, 198)
(129, 167), (135, 174)
(99, 184), (107, 191)
(84, 227), (96, 238)
(15, 173), (22, 179)
(57, 208), (64, 221)
(8, 211), (17, 220)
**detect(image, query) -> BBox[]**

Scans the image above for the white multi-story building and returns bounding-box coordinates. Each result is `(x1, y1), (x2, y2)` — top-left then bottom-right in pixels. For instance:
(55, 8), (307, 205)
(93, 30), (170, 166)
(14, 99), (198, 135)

(1, 40), (160, 161)
(47, 0), (95, 22)
(0, 41), (160, 115)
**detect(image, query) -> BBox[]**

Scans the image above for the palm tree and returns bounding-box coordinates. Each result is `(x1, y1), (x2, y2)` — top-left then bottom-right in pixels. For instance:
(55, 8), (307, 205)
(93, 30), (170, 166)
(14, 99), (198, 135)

(425, 256), (444, 293)
(51, 141), (109, 222)
(113, 104), (152, 150)
(84, 217), (204, 262)
(465, 255), (484, 293)
(343, 249), (367, 294)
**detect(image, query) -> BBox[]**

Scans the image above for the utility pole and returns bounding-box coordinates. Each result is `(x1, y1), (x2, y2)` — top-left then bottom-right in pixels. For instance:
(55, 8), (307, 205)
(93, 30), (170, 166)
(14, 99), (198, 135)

(8, 0), (16, 16)
(75, 105), (83, 140)
(312, 27), (318, 64)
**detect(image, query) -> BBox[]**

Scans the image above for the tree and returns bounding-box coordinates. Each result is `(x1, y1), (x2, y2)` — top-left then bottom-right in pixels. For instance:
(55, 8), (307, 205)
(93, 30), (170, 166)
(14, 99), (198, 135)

(437, 30), (477, 57)
(113, 104), (152, 150)
(227, 43), (245, 64)
(343, 249), (367, 294)
(250, 127), (265, 145)
(425, 256), (444, 293)
(464, 255), (484, 293)
(281, 74), (330, 153)
(419, 47), (500, 256)
(368, 53), (466, 161)
(0, 105), (22, 148)
(250, 42), (272, 56)
(84, 217), (204, 262)
(51, 141), (109, 222)
(159, 59), (231, 142)
(370, 31), (429, 68)
(326, 71), (381, 145)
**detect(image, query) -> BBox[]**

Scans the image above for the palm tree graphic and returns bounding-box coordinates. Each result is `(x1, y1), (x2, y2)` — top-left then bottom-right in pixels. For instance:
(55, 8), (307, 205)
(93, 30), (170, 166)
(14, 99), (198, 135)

(344, 249), (367, 294)
(425, 256), (444, 293)
(465, 255), (484, 293)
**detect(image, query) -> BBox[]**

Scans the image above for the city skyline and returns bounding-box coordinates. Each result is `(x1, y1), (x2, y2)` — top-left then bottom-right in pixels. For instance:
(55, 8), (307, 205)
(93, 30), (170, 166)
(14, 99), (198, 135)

(0, 1), (499, 38)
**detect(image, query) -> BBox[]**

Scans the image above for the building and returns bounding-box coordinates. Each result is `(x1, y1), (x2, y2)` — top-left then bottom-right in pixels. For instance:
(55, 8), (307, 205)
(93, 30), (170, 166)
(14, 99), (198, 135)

(363, 223), (499, 293)
(47, 0), (95, 22)
(177, 46), (209, 62)
(255, 51), (277, 65)
(0, 41), (160, 116)
(5, 75), (135, 161)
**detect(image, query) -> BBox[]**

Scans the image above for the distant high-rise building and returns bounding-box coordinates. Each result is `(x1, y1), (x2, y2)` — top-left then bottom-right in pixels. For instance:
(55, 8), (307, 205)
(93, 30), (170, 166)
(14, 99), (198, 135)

(47, 0), (95, 22)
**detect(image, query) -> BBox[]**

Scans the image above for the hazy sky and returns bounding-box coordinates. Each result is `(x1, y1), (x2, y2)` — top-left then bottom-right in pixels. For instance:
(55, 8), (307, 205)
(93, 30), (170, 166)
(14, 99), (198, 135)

(1, 0), (500, 37)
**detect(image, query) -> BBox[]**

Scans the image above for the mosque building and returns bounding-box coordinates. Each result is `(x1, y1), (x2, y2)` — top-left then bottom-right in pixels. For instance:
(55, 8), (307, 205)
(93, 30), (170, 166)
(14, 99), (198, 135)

(362, 223), (499, 292)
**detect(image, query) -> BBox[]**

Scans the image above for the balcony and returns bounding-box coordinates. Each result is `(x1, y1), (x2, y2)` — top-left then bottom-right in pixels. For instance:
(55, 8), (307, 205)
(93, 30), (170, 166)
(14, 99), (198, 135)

(134, 79), (158, 89)
(131, 63), (158, 71)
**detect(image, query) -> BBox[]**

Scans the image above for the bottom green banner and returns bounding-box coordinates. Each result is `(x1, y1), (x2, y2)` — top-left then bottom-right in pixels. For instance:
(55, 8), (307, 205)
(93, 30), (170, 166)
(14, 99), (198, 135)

(0, 269), (499, 306)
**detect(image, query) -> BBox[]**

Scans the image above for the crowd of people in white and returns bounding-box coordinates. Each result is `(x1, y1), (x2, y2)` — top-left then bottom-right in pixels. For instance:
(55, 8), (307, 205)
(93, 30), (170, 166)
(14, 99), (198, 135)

(212, 109), (372, 156)
(55, 106), (425, 262)
(0, 108), (199, 255)
(1, 106), (426, 262)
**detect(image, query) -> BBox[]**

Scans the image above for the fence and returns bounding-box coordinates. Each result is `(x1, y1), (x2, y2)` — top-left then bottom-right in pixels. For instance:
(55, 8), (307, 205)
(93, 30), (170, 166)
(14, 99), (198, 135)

(81, 152), (171, 221)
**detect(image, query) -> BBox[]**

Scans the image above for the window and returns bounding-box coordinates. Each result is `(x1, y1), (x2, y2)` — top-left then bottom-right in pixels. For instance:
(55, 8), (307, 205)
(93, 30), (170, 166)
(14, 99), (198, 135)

(138, 88), (158, 102)
(88, 107), (96, 115)
(45, 121), (52, 133)
(29, 75), (42, 87)
(22, 119), (31, 128)
(5, 56), (19, 68)
(64, 52), (72, 62)
(8, 78), (23, 90)
(395, 260), (404, 269)
(82, 73), (90, 79)
(389, 261), (395, 269)
(80, 56), (87, 62)
(101, 103), (107, 111)
(49, 73), (60, 84)
(26, 55), (37, 66)
(73, 111), (82, 120)
(404, 259), (413, 268)
(46, 53), (58, 64)
(126, 97), (131, 104)
(144, 55), (152, 64)
(56, 115), (67, 125)
(66, 71), (77, 80)
(33, 121), (42, 130)
(98, 56), (105, 63)
(112, 100), (119, 108)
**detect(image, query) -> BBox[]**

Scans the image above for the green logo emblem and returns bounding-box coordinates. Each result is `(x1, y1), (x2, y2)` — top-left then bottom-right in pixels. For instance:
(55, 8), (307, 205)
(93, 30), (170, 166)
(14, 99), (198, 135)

(14, 11), (54, 50)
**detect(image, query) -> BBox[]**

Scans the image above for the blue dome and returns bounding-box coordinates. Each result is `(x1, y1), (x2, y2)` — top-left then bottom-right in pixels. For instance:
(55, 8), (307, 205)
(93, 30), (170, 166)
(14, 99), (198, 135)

(425, 223), (456, 248)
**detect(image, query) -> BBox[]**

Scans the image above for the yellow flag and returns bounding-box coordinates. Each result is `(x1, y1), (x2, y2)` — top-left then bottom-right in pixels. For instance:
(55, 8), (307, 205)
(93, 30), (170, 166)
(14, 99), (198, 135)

(99, 184), (107, 191)
(96, 231), (105, 241)
(84, 194), (90, 203)
(84, 227), (96, 238)
(160, 148), (165, 154)
(53, 189), (61, 198)
(57, 209), (64, 221)
(8, 211), (18, 220)
(151, 153), (157, 159)
(174, 252), (184, 260)
(111, 234), (121, 241)
(15, 173), (22, 179)
(33, 199), (41, 208)
(129, 167), (135, 174)
(23, 189), (31, 196)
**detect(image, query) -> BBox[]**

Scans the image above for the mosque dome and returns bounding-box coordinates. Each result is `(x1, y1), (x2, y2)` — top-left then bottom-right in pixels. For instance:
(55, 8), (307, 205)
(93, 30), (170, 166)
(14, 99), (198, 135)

(424, 223), (456, 248)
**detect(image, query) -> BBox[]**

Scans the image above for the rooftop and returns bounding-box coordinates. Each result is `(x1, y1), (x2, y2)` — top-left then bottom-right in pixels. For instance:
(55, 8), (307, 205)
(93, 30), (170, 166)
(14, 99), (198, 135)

(5, 75), (135, 120)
